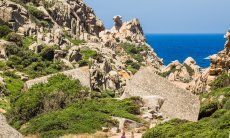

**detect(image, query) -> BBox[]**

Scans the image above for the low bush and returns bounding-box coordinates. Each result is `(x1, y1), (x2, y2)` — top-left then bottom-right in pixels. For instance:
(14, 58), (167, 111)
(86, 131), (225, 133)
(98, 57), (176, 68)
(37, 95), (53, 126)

(22, 36), (36, 48)
(0, 25), (11, 38)
(65, 34), (85, 46)
(199, 87), (230, 119)
(210, 73), (230, 90)
(40, 46), (55, 61)
(27, 4), (45, 19)
(125, 59), (141, 74)
(184, 63), (195, 76)
(158, 65), (177, 78)
(6, 32), (23, 46)
(78, 48), (97, 66)
(3, 74), (23, 103)
(21, 98), (141, 137)
(5, 43), (65, 78)
(143, 109), (230, 138)
(8, 74), (90, 128)
(122, 43), (145, 62)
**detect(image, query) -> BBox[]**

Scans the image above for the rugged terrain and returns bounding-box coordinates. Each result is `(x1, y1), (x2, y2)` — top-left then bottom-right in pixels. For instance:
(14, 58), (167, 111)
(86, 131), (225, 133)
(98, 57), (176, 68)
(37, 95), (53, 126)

(0, 0), (229, 138)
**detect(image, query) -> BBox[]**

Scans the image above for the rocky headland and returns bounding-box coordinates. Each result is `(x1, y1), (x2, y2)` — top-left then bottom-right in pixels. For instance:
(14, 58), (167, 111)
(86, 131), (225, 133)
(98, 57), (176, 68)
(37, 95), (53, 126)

(0, 0), (229, 138)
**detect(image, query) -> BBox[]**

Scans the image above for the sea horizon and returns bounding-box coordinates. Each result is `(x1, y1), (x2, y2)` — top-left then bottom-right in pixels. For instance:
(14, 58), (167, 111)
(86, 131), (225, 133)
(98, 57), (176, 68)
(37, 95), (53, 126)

(146, 33), (225, 68)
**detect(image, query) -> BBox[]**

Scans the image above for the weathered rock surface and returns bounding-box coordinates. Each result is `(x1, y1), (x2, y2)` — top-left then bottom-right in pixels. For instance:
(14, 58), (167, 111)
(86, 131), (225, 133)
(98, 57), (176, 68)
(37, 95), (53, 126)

(122, 66), (200, 122)
(0, 114), (23, 138)
(46, 0), (105, 40)
(99, 15), (146, 46)
(209, 30), (230, 75)
(188, 29), (230, 94)
(0, 0), (29, 30)
(24, 66), (90, 90)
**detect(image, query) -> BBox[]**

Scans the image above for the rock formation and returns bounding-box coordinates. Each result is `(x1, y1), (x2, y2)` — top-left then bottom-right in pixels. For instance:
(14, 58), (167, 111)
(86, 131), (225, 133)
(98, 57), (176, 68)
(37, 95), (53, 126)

(160, 57), (201, 90)
(188, 29), (230, 94)
(122, 66), (200, 122)
(99, 15), (146, 46)
(0, 0), (29, 30)
(0, 114), (23, 138)
(209, 30), (230, 75)
(24, 66), (90, 90)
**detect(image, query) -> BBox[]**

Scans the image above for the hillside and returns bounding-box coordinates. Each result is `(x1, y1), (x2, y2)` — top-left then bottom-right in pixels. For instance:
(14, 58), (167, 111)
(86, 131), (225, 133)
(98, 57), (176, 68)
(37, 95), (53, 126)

(0, 0), (229, 138)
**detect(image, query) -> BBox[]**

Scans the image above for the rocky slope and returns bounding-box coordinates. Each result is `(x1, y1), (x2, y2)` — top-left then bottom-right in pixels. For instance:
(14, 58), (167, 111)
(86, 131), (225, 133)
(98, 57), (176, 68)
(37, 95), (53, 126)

(0, 0), (165, 137)
(0, 0), (226, 137)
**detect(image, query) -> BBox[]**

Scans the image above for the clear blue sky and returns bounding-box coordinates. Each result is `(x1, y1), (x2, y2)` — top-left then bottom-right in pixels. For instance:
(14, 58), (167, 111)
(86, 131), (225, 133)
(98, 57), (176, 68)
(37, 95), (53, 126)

(84, 0), (230, 34)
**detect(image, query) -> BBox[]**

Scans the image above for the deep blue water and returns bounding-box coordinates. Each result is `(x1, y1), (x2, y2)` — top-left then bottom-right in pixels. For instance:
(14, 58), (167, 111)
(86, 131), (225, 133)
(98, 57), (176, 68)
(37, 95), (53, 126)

(146, 34), (225, 68)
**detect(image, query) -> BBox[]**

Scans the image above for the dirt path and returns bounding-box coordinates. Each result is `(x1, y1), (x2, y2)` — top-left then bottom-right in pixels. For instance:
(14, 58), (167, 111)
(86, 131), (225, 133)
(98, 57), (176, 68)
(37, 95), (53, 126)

(109, 132), (142, 138)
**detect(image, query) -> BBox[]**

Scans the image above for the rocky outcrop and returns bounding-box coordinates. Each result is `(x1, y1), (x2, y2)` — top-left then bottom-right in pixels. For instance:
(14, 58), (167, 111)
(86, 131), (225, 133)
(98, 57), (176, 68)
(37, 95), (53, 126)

(160, 58), (201, 90)
(0, 0), (29, 30)
(0, 114), (23, 138)
(99, 15), (146, 46)
(47, 0), (104, 40)
(122, 66), (200, 122)
(188, 29), (230, 94)
(24, 67), (90, 90)
(209, 30), (230, 75)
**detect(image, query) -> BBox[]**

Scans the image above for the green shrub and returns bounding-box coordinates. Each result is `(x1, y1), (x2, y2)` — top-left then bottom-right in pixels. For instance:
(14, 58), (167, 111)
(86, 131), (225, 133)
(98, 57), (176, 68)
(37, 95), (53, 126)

(5, 43), (65, 78)
(65, 34), (85, 46)
(125, 60), (141, 74)
(0, 99), (11, 111)
(100, 89), (115, 98)
(0, 25), (11, 38)
(21, 98), (141, 137)
(158, 65), (177, 78)
(22, 36), (36, 48)
(8, 74), (90, 127)
(199, 101), (219, 119)
(3, 75), (23, 103)
(6, 33), (23, 46)
(78, 48), (97, 66)
(210, 73), (230, 90)
(0, 61), (6, 70)
(121, 43), (145, 62)
(199, 87), (230, 119)
(143, 110), (230, 138)
(40, 46), (55, 61)
(27, 4), (45, 19)
(184, 63), (195, 76)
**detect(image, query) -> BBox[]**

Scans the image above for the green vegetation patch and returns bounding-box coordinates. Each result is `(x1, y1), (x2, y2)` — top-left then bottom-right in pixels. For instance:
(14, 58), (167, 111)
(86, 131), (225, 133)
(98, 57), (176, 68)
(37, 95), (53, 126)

(143, 109), (230, 138)
(22, 98), (141, 138)
(78, 48), (98, 67)
(3, 71), (24, 103)
(184, 63), (195, 76)
(65, 34), (85, 46)
(121, 43), (148, 63)
(125, 60), (141, 74)
(5, 74), (142, 137)
(8, 74), (90, 128)
(210, 73), (230, 90)
(5, 42), (65, 78)
(0, 25), (11, 38)
(199, 87), (230, 119)
(158, 65), (177, 78)
(22, 36), (36, 48)
(27, 4), (50, 27)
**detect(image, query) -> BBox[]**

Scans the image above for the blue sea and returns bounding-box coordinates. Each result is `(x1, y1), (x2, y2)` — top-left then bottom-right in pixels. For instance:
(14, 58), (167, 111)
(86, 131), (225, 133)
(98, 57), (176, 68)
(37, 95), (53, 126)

(146, 34), (225, 68)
